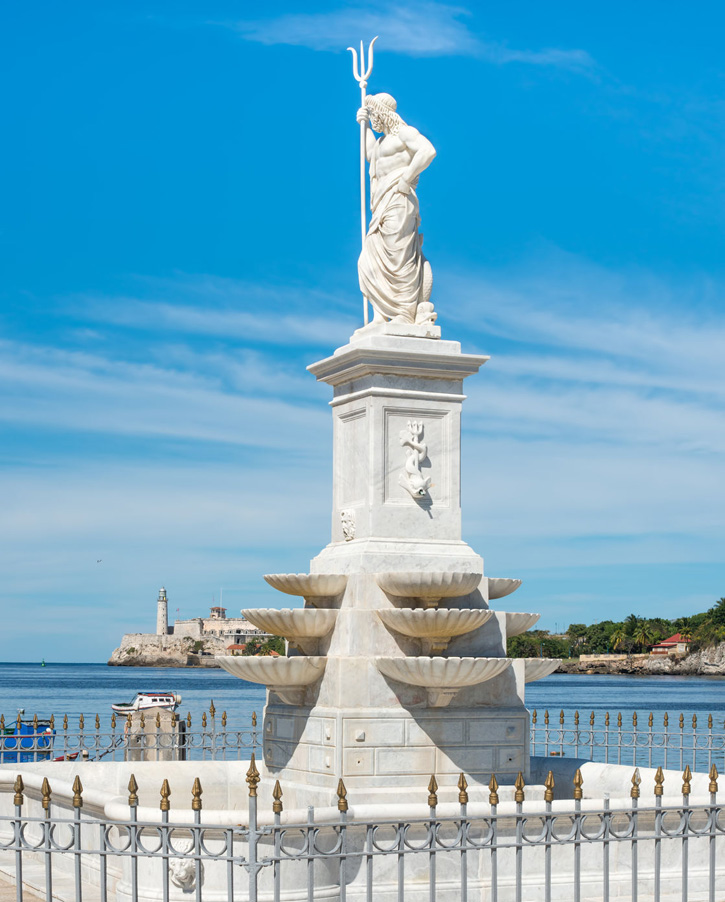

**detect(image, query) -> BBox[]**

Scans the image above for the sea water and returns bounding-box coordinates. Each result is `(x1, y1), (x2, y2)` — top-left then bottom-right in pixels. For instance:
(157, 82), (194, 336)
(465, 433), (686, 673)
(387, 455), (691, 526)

(1, 663), (723, 733)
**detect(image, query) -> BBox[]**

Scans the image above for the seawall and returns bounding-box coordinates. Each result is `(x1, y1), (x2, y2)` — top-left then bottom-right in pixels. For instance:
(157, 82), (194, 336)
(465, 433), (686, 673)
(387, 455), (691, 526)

(556, 642), (725, 676)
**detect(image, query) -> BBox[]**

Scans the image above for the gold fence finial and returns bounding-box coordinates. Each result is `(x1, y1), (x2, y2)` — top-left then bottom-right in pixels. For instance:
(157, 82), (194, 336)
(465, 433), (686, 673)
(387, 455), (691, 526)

(632, 712), (637, 727)
(427, 775), (438, 807)
(222, 711), (227, 727)
(33, 713), (38, 728)
(41, 777), (51, 810)
(0, 714), (4, 729)
(337, 778), (349, 812)
(544, 709), (549, 725)
(617, 712), (622, 728)
(272, 780), (283, 814)
(532, 709), (537, 724)
(709, 764), (719, 794)
(187, 712), (192, 727)
(252, 711), (257, 727)
(209, 700), (216, 718)
(139, 712), (145, 729)
(202, 712), (207, 728)
(49, 714), (54, 729)
(679, 713), (684, 729)
(605, 711), (610, 726)
(514, 772), (525, 803)
(664, 712), (669, 727)
(631, 769), (641, 799)
(160, 779), (171, 812)
(111, 713), (116, 729)
(559, 709), (564, 725)
(574, 710), (579, 726)
(156, 711), (161, 728)
(708, 714), (713, 729)
(246, 754), (260, 797)
(72, 776), (83, 808)
(95, 714), (100, 730)
(488, 774), (499, 805)
(654, 766), (664, 796)
(573, 768), (583, 800)
(682, 765), (692, 796)
(16, 712), (21, 728)
(692, 714), (697, 729)
(458, 773), (469, 805)
(192, 777), (203, 811)
(128, 774), (139, 807)
(648, 712), (653, 728)
(13, 775), (24, 806)
(79, 714), (84, 730)
(544, 771), (555, 803)
(590, 711), (595, 726)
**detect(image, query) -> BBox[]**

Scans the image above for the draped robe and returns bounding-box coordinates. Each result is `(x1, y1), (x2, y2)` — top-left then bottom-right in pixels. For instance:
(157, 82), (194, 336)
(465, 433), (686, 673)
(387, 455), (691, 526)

(358, 146), (425, 323)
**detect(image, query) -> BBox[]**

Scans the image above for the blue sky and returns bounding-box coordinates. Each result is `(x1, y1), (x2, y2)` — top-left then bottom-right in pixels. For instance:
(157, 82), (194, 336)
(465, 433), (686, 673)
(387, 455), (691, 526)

(1, 2), (724, 661)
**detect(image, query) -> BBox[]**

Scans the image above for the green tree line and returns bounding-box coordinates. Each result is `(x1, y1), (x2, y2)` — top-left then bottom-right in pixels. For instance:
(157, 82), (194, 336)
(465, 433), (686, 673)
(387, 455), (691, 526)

(507, 597), (725, 659)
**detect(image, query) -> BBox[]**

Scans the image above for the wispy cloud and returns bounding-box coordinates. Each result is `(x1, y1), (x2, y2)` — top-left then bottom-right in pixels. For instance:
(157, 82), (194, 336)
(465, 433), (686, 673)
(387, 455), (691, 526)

(228, 3), (596, 73)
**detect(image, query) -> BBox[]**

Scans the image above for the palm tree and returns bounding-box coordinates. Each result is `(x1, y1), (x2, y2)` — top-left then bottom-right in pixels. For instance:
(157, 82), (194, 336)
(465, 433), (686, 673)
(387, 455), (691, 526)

(624, 614), (640, 636)
(633, 622), (654, 652)
(610, 628), (627, 651)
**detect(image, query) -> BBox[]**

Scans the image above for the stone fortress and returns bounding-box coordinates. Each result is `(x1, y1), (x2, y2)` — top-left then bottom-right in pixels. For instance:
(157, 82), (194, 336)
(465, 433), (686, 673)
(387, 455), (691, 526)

(108, 587), (270, 667)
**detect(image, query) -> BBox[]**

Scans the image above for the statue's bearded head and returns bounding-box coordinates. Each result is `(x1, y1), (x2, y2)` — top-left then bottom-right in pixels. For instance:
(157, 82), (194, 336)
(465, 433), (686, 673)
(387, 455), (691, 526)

(365, 93), (404, 136)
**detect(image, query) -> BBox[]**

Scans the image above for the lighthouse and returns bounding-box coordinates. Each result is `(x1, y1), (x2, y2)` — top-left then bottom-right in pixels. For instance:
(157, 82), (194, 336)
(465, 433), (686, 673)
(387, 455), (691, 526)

(156, 587), (168, 636)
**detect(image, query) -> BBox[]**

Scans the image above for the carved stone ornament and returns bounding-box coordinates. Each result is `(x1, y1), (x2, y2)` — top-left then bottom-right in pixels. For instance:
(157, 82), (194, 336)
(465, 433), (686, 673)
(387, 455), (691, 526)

(399, 420), (431, 498)
(169, 840), (202, 892)
(340, 508), (356, 541)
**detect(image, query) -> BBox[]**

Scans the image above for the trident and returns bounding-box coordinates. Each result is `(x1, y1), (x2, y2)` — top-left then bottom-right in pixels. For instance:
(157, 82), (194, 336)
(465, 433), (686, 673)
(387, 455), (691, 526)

(348, 36), (378, 326)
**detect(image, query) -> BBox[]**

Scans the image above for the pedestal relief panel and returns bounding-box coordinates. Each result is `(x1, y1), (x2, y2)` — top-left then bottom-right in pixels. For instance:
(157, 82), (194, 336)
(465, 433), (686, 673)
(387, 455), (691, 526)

(384, 408), (450, 506)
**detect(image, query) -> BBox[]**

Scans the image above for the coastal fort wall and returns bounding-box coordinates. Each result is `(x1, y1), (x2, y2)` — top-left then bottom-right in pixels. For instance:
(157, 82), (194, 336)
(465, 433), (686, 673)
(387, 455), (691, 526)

(108, 587), (270, 667)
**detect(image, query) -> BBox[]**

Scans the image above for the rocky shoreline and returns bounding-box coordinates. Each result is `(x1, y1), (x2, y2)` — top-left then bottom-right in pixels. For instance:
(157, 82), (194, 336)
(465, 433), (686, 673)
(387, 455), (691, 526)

(556, 643), (725, 676)
(108, 634), (224, 668)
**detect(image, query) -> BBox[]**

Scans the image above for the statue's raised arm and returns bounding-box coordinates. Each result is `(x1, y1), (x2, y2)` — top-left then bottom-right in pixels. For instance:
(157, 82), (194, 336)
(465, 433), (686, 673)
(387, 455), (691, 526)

(356, 94), (437, 327)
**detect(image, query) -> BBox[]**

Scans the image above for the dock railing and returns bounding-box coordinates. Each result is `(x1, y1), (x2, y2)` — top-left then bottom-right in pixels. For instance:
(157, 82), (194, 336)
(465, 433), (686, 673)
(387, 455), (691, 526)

(0, 759), (723, 901)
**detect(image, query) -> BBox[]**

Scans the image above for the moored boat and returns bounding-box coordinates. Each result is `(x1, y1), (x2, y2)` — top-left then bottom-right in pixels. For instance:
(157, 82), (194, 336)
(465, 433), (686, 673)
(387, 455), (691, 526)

(110, 691), (181, 714)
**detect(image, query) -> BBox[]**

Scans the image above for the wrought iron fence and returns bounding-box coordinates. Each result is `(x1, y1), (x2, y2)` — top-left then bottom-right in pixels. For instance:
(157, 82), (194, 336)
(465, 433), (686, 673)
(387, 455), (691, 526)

(5, 705), (725, 774)
(0, 760), (723, 901)
(530, 710), (725, 773)
(0, 707), (260, 764)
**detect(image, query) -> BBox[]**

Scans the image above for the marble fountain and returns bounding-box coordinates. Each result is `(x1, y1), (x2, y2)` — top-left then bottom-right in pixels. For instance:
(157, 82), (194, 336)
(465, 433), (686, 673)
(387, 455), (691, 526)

(217, 324), (559, 807)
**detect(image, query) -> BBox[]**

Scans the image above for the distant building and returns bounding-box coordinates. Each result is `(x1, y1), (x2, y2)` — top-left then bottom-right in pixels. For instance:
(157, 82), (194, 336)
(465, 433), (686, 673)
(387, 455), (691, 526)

(156, 587), (169, 636)
(651, 633), (691, 655)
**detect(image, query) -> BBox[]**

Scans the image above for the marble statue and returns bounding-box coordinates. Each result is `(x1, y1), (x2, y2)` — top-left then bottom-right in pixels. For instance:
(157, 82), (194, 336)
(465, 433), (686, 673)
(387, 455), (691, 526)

(356, 93), (437, 326)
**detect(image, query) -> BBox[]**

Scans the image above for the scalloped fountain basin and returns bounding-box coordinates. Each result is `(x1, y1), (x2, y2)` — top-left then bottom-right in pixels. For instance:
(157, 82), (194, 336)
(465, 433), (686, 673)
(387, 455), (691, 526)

(217, 656), (326, 705)
(263, 573), (347, 604)
(376, 572), (481, 607)
(523, 658), (561, 683)
(241, 609), (337, 654)
(487, 577), (522, 600)
(376, 656), (511, 707)
(505, 612), (541, 637)
(378, 609), (492, 653)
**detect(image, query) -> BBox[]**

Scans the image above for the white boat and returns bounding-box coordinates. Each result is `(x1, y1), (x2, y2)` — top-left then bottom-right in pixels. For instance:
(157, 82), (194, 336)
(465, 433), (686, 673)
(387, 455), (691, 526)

(111, 692), (181, 714)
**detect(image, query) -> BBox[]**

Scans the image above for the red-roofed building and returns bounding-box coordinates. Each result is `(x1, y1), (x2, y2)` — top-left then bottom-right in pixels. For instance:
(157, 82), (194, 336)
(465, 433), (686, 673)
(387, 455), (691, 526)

(227, 643), (246, 652)
(651, 633), (691, 655)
